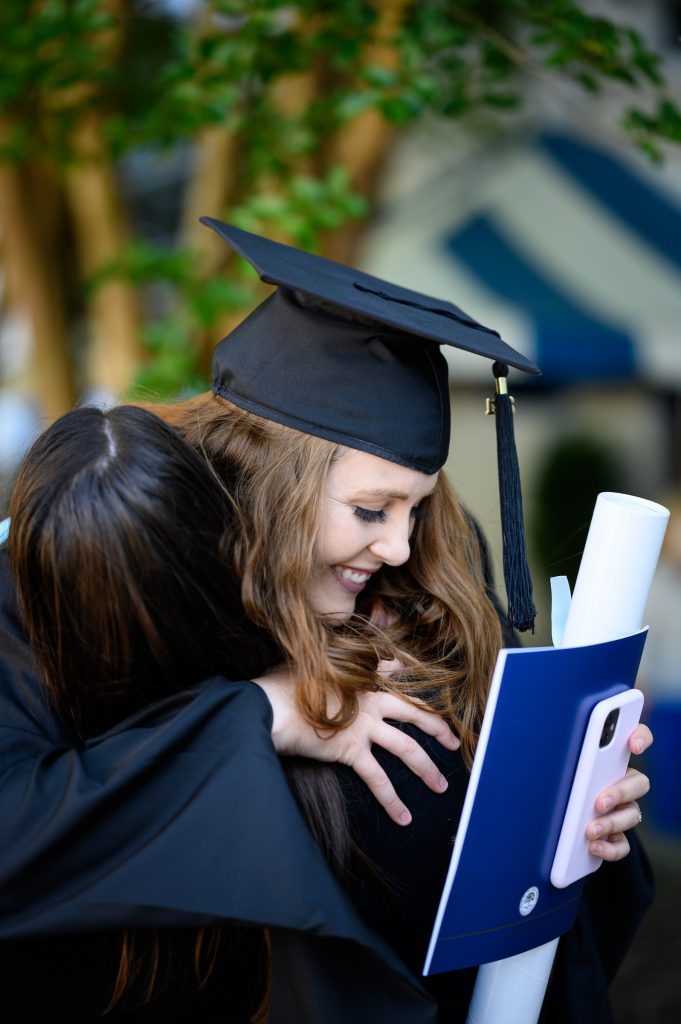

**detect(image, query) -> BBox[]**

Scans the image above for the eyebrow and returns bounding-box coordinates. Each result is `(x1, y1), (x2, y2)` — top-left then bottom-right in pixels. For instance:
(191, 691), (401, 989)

(352, 487), (437, 501)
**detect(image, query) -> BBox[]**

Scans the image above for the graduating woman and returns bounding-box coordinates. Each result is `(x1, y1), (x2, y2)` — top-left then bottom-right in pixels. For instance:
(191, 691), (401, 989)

(0, 222), (652, 1022)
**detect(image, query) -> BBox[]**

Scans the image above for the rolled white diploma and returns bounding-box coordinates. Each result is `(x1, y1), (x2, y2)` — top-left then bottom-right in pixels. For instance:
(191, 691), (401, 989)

(466, 939), (559, 1024)
(561, 492), (670, 647)
(467, 492), (669, 1024)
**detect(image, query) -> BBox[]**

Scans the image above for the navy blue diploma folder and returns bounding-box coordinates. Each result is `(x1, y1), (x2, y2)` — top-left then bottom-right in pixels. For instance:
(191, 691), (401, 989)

(424, 630), (647, 975)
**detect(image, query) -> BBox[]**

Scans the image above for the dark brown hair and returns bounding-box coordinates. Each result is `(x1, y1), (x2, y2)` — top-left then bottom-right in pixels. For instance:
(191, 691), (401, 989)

(9, 405), (277, 739)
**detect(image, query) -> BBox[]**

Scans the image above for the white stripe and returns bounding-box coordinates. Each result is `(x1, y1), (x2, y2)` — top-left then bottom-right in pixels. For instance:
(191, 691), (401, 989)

(637, 321), (681, 386)
(492, 149), (681, 326)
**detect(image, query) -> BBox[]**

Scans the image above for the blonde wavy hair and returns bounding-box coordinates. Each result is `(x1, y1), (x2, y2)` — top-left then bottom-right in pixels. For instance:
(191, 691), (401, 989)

(146, 391), (503, 767)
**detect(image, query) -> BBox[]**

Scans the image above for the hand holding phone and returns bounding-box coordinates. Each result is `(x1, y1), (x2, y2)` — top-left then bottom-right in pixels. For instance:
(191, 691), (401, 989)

(550, 689), (644, 889)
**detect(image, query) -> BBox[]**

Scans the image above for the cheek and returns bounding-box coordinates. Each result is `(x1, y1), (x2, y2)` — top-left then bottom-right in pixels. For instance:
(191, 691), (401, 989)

(317, 507), (364, 565)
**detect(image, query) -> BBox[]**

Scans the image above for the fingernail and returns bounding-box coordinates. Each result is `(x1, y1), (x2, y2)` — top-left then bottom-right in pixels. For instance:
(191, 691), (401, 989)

(451, 734), (461, 749)
(438, 773), (448, 791)
(590, 841), (605, 855)
(601, 797), (613, 812)
(634, 738), (645, 754)
(589, 824), (603, 839)
(399, 810), (412, 825)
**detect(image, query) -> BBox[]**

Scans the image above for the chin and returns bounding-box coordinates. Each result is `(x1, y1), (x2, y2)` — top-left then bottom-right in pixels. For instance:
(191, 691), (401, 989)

(315, 600), (355, 624)
(324, 609), (354, 624)
(308, 577), (358, 623)
(311, 593), (356, 623)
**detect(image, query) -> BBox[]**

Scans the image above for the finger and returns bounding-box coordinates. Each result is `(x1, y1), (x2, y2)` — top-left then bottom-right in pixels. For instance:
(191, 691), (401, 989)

(594, 767), (650, 814)
(588, 831), (630, 862)
(370, 693), (460, 750)
(349, 751), (413, 826)
(629, 723), (653, 755)
(369, 721), (450, 795)
(376, 659), (404, 676)
(586, 800), (640, 841)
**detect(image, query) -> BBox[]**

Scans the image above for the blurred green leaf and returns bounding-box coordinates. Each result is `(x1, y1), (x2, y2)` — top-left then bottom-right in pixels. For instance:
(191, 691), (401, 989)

(336, 89), (381, 122)
(188, 278), (256, 327)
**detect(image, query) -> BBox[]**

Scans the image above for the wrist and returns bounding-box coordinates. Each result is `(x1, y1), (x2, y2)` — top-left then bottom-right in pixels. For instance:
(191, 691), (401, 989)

(252, 675), (295, 753)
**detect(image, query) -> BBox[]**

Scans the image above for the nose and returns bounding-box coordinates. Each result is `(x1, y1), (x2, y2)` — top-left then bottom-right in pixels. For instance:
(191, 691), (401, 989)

(368, 516), (412, 567)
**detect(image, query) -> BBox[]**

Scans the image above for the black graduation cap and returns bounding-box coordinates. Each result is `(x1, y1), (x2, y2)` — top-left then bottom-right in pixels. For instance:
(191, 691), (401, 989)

(200, 216), (539, 631)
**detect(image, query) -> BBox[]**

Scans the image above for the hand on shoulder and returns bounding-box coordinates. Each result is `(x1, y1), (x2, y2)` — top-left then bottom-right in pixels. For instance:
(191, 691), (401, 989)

(252, 664), (459, 826)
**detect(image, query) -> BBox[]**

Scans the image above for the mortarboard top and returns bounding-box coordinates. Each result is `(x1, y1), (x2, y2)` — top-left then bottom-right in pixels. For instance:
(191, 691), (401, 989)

(202, 218), (538, 375)
(200, 217), (538, 475)
(201, 216), (539, 630)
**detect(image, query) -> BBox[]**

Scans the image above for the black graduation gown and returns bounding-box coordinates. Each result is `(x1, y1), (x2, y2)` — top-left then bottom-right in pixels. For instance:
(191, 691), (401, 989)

(0, 545), (436, 1023)
(0, 544), (653, 1022)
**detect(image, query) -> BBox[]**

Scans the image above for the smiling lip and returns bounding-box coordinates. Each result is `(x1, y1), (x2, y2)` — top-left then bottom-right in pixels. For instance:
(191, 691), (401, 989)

(332, 565), (376, 594)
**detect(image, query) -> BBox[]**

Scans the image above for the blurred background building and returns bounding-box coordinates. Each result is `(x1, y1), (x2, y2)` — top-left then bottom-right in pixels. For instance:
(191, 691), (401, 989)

(1, 2), (680, 1018)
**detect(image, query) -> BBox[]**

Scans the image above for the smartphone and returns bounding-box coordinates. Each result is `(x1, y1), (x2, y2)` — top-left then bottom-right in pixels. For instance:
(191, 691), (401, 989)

(550, 688), (644, 889)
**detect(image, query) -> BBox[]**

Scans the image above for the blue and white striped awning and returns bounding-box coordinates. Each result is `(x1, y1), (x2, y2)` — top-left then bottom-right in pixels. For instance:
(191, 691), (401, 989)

(362, 130), (681, 387)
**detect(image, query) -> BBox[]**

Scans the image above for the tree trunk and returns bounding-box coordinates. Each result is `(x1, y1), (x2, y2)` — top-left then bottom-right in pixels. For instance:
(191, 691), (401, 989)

(63, 114), (141, 399)
(181, 127), (239, 270)
(322, 0), (408, 264)
(0, 162), (75, 422)
(58, 0), (141, 399)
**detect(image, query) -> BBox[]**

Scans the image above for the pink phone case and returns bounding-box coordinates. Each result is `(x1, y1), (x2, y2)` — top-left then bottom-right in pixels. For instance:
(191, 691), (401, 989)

(550, 688), (644, 889)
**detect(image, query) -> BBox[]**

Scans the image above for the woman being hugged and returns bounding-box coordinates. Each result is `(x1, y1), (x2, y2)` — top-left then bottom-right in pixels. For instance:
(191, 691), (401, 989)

(152, 220), (652, 1019)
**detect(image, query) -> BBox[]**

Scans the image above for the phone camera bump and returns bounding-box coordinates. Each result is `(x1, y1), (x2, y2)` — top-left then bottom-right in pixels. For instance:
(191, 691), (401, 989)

(599, 708), (620, 748)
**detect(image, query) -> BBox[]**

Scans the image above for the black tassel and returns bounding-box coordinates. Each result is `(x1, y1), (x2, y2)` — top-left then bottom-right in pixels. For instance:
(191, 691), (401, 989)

(490, 362), (536, 633)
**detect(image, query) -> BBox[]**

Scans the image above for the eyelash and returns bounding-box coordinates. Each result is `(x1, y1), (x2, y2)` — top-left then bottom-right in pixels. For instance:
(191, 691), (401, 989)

(353, 505), (425, 524)
(353, 507), (387, 524)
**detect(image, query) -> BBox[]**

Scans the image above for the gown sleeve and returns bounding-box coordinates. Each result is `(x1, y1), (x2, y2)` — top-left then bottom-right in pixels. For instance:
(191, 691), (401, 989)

(0, 545), (437, 1023)
(540, 831), (654, 1023)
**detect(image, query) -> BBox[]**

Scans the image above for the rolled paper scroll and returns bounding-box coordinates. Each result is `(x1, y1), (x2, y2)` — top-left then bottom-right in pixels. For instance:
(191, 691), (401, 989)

(466, 938), (559, 1024)
(561, 492), (670, 647)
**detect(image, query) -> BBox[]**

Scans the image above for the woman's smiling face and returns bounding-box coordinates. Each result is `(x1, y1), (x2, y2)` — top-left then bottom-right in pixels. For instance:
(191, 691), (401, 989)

(308, 448), (438, 622)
